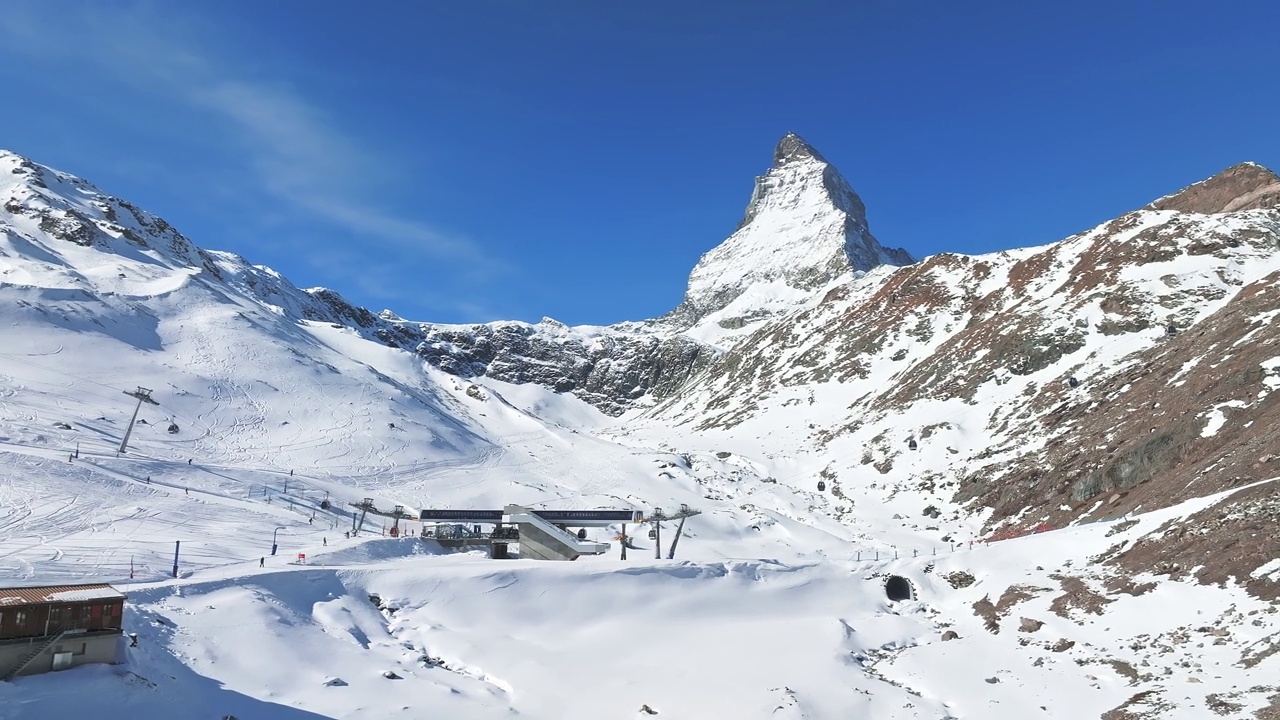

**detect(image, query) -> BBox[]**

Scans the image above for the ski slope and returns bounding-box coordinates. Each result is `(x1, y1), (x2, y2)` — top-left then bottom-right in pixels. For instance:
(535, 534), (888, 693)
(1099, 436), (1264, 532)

(2, 330), (1276, 718)
(1, 148), (1276, 718)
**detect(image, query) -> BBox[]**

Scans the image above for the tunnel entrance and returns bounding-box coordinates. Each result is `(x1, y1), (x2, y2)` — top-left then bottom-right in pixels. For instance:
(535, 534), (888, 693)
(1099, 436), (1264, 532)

(885, 575), (914, 602)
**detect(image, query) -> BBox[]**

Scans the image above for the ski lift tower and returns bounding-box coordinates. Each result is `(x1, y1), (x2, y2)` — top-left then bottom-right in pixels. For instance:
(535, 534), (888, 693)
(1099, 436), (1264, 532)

(118, 386), (159, 454)
(350, 498), (377, 536)
(664, 504), (701, 560)
(389, 504), (409, 537)
(646, 507), (670, 560)
(348, 499), (418, 537)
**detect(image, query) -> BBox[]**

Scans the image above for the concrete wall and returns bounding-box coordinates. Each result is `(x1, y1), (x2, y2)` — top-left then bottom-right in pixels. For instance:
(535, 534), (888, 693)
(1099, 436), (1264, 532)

(517, 521), (580, 561)
(0, 631), (121, 678)
(503, 506), (610, 561)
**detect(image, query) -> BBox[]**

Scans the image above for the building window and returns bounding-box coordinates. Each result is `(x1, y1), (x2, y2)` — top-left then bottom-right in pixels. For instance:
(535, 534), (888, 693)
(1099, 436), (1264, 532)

(81, 606), (92, 621)
(15, 611), (26, 628)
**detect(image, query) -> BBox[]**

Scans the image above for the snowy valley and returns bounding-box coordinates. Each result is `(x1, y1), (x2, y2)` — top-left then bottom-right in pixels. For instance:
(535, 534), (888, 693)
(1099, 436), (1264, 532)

(0, 137), (1277, 719)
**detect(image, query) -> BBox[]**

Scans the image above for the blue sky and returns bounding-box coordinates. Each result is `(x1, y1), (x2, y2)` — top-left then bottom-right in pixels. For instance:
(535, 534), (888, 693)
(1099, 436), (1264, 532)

(0, 2), (1277, 325)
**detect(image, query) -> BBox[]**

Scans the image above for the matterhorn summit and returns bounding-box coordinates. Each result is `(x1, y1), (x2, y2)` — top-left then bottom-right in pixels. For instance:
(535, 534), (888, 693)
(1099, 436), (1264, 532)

(666, 132), (914, 338)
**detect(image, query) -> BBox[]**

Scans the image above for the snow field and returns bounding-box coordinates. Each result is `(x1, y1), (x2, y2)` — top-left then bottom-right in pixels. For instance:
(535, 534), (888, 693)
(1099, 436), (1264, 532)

(2, 148), (1278, 718)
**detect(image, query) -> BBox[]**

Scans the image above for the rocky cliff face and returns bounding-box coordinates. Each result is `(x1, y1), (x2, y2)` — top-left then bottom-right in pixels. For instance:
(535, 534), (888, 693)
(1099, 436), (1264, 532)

(292, 290), (719, 417)
(340, 315), (719, 417)
(1148, 162), (1280, 214)
(304, 133), (914, 416)
(646, 162), (1280, 594)
(5, 143), (1277, 597)
(0, 149), (720, 419)
(664, 132), (913, 334)
(0, 151), (225, 278)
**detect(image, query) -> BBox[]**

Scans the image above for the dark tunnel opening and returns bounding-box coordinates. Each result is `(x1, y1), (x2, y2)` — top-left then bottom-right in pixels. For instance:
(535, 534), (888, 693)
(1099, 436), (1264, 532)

(885, 575), (914, 602)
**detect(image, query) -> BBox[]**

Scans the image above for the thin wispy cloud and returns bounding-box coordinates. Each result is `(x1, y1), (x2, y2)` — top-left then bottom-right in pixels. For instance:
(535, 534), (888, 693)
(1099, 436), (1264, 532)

(0, 3), (490, 269)
(302, 248), (502, 323)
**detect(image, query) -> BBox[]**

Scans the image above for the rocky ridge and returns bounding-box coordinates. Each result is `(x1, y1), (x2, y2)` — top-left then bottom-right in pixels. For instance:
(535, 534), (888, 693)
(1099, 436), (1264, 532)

(305, 133), (915, 415)
(3, 144), (1278, 601)
(644, 161), (1280, 595)
(663, 132), (914, 333)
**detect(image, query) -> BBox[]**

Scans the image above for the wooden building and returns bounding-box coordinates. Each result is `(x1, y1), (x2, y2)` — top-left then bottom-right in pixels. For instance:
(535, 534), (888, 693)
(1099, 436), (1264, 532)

(0, 583), (126, 680)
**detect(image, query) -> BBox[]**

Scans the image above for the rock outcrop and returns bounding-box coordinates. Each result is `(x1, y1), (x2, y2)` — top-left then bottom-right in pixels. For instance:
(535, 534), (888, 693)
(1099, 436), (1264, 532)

(6, 142), (1278, 597)
(310, 133), (915, 415)
(664, 132), (913, 332)
(1148, 162), (1280, 214)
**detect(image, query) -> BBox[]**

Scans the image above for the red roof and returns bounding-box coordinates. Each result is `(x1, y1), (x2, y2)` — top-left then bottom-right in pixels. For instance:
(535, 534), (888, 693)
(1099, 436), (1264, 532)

(0, 584), (126, 607)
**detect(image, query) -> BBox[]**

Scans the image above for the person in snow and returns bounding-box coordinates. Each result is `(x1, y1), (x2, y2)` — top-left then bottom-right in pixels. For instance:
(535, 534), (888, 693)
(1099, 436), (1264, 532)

(323, 537), (327, 546)
(259, 557), (264, 567)
(188, 458), (192, 465)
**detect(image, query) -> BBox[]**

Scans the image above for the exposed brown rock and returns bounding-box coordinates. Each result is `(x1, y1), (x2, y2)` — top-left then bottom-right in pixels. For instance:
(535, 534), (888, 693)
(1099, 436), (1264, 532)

(1256, 690), (1280, 720)
(973, 595), (1000, 633)
(1101, 690), (1170, 720)
(1240, 630), (1280, 669)
(1049, 575), (1113, 618)
(969, 265), (1280, 593)
(1112, 481), (1280, 601)
(1107, 659), (1141, 685)
(654, 157), (1280, 599)
(1019, 617), (1044, 633)
(1149, 163), (1280, 214)
(996, 585), (1043, 612)
(1205, 692), (1245, 716)
(972, 585), (1048, 633)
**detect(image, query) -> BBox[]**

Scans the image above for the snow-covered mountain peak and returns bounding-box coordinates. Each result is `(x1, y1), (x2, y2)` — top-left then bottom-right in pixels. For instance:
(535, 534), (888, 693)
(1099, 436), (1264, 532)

(2, 145), (1280, 720)
(0, 153), (380, 329)
(665, 133), (913, 341)
(0, 149), (207, 270)
(742, 131), (869, 228)
(772, 130), (825, 165)
(1148, 160), (1280, 214)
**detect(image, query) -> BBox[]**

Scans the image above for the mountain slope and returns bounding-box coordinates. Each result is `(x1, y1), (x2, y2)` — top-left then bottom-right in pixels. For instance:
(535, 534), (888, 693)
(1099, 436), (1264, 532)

(0, 145), (1277, 719)
(639, 162), (1280, 596)
(665, 132), (914, 337)
(299, 133), (915, 417)
(0, 146), (862, 578)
